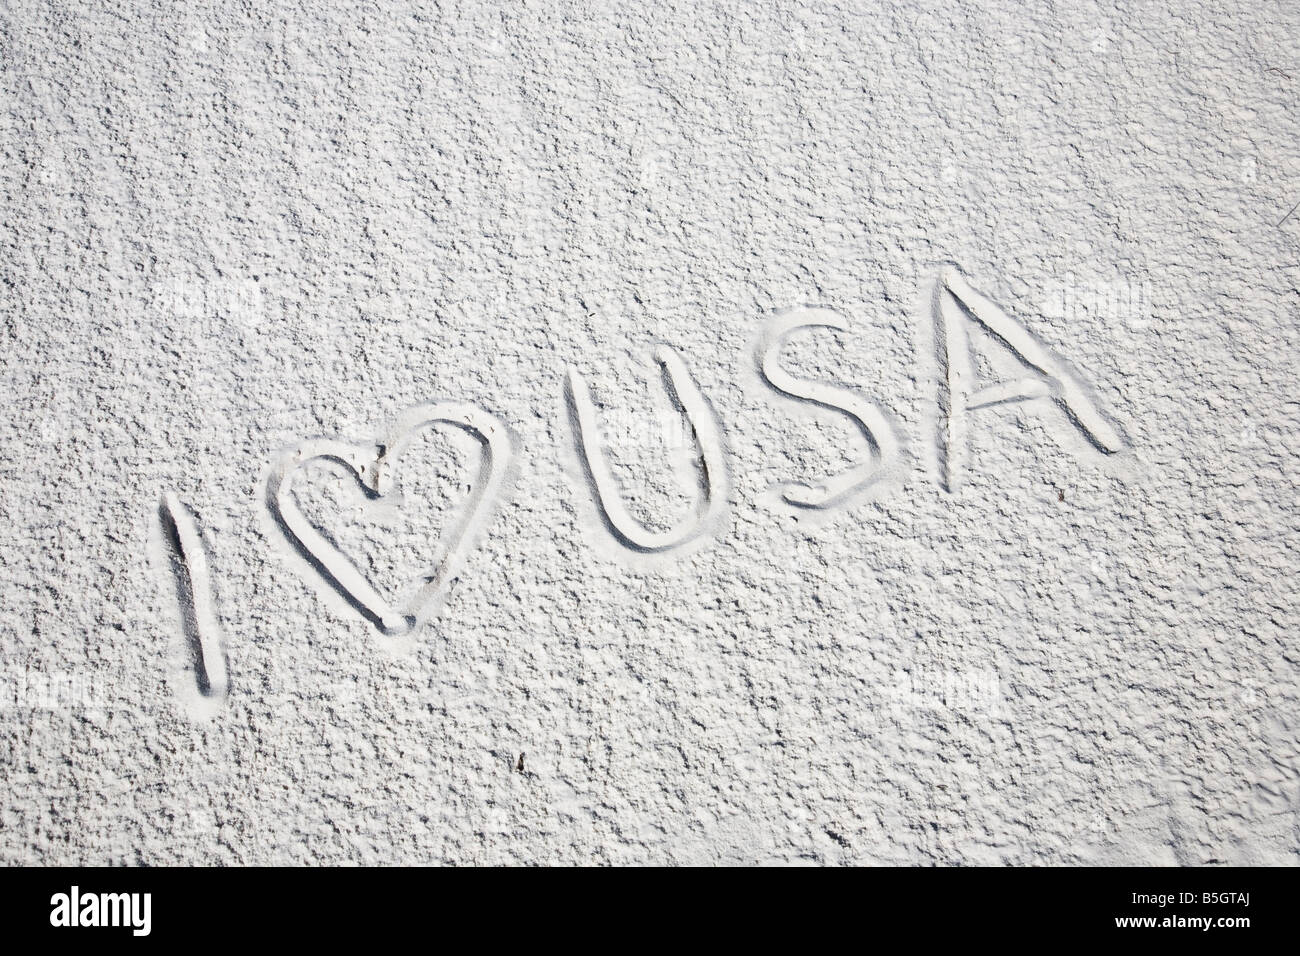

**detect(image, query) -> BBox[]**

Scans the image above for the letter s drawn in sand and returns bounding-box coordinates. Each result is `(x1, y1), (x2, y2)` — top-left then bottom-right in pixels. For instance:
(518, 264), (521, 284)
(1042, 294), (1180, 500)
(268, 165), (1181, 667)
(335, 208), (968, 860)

(753, 307), (906, 518)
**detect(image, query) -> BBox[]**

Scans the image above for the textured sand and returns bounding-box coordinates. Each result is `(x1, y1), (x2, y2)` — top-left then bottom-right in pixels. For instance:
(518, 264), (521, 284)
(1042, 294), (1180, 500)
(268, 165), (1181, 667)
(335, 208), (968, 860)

(1, 0), (1297, 864)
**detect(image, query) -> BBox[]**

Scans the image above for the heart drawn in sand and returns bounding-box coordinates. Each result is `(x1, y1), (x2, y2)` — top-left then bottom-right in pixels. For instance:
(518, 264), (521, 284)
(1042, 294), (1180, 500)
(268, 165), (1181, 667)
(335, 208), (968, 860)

(263, 402), (516, 642)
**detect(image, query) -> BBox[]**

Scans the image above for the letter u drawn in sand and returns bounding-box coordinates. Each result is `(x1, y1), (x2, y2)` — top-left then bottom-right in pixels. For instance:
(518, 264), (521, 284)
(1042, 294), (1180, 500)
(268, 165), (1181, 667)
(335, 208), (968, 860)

(564, 345), (729, 556)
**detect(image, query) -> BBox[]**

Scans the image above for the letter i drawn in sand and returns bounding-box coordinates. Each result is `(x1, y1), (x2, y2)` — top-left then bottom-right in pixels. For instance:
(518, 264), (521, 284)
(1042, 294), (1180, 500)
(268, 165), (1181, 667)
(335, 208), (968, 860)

(157, 492), (229, 714)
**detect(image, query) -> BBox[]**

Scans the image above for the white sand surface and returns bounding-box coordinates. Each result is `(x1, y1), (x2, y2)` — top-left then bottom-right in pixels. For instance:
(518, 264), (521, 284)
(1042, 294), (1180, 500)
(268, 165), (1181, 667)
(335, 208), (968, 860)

(1, 0), (1297, 864)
